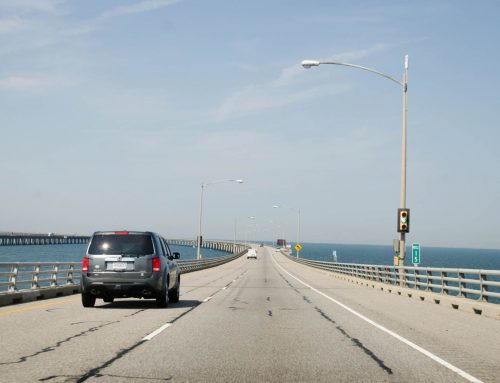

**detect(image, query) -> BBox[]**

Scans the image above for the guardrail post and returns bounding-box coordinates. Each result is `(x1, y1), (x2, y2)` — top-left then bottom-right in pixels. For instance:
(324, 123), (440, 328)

(389, 266), (395, 285)
(67, 264), (75, 285)
(458, 272), (467, 298)
(401, 266), (408, 287)
(441, 271), (448, 295)
(426, 270), (432, 292)
(32, 264), (40, 289)
(480, 273), (488, 303)
(414, 268), (420, 290)
(51, 265), (59, 287)
(8, 264), (18, 292)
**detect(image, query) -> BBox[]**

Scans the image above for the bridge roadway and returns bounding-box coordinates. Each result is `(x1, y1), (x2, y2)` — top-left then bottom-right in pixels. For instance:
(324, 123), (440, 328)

(0, 247), (499, 382)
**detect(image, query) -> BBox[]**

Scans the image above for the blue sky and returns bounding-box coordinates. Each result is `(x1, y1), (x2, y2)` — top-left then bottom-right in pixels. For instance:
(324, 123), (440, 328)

(1, 0), (499, 249)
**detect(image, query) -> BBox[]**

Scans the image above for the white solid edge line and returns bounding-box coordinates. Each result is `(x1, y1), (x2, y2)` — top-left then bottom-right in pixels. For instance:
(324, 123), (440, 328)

(271, 254), (483, 383)
(142, 323), (172, 341)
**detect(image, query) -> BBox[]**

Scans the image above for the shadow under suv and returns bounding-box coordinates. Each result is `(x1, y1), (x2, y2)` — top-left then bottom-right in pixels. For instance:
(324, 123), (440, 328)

(81, 231), (180, 308)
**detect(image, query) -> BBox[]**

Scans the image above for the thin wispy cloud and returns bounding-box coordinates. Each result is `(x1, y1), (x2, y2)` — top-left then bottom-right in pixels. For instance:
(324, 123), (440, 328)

(98, 0), (180, 21)
(215, 83), (350, 122)
(216, 43), (393, 121)
(332, 43), (397, 62)
(67, 0), (181, 35)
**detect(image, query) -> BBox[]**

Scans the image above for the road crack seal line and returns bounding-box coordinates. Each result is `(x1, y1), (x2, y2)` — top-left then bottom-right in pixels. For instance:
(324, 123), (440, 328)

(40, 373), (173, 382)
(314, 306), (393, 375)
(0, 321), (119, 366)
(45, 308), (61, 313)
(75, 340), (147, 382)
(228, 306), (244, 311)
(125, 309), (147, 317)
(91, 373), (173, 381)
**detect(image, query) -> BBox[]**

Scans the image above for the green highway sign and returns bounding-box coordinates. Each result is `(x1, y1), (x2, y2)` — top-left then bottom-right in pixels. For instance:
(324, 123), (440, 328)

(412, 243), (421, 265)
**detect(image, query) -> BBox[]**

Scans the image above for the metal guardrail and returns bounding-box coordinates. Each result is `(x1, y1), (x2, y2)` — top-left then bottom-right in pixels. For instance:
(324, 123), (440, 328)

(177, 251), (248, 274)
(167, 239), (247, 254)
(0, 262), (77, 292)
(285, 255), (500, 303)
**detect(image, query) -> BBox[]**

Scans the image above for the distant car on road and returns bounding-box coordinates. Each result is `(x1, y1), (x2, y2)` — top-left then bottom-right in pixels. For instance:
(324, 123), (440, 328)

(81, 231), (180, 308)
(247, 249), (258, 259)
(260, 243), (264, 247)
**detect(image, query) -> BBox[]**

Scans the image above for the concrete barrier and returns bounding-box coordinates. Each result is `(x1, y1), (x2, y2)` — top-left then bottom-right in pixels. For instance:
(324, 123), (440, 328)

(0, 285), (81, 307)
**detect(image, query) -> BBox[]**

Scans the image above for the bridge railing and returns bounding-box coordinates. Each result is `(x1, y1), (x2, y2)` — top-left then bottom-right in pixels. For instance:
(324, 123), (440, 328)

(284, 255), (500, 303)
(166, 238), (247, 255)
(0, 262), (77, 292)
(177, 251), (247, 273)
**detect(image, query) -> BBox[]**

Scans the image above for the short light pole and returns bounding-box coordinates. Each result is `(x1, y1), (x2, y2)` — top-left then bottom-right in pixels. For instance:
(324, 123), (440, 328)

(269, 220), (285, 247)
(302, 55), (409, 267)
(243, 216), (255, 248)
(197, 179), (244, 260)
(273, 204), (300, 257)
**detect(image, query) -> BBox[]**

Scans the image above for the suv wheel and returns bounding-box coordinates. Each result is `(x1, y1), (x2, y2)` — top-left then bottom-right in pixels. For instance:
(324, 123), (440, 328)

(156, 284), (169, 308)
(168, 276), (180, 303)
(82, 292), (96, 307)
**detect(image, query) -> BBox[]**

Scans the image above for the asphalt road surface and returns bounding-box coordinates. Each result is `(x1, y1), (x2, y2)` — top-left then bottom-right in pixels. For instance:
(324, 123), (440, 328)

(1, 247), (499, 382)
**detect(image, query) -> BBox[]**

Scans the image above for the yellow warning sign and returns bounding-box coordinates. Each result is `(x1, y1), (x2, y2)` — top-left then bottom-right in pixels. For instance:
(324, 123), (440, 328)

(295, 244), (302, 251)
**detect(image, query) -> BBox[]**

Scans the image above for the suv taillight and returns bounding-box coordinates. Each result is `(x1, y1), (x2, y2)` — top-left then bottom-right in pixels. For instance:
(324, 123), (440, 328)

(82, 257), (89, 272)
(152, 258), (160, 273)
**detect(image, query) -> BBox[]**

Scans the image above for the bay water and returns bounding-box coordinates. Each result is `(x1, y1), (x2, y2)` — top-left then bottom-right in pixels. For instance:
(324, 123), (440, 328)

(0, 243), (225, 264)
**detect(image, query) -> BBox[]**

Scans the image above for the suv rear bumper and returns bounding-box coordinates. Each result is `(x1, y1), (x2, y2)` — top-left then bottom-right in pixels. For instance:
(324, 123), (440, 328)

(81, 275), (163, 298)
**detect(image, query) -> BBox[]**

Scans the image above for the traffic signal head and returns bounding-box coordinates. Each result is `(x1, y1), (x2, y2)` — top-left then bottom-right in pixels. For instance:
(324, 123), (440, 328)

(397, 208), (410, 233)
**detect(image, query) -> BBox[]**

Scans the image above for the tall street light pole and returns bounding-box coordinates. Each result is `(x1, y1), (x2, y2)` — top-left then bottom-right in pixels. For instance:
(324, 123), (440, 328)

(273, 205), (301, 258)
(302, 55), (409, 266)
(244, 216), (256, 247)
(234, 215), (254, 254)
(197, 179), (244, 260)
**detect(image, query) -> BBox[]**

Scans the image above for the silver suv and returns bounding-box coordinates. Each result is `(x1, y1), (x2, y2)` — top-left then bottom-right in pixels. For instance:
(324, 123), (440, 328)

(81, 231), (180, 308)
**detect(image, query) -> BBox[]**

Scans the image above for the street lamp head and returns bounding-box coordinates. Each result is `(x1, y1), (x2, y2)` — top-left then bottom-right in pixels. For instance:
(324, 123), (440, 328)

(301, 60), (320, 69)
(235, 179), (244, 184)
(273, 205), (280, 209)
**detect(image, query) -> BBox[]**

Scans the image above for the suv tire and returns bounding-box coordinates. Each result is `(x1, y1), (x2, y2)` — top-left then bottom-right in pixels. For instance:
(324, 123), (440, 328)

(168, 276), (180, 303)
(82, 292), (96, 307)
(156, 283), (169, 308)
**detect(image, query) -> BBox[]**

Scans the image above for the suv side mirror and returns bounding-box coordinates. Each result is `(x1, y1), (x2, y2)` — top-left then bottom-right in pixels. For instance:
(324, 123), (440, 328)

(173, 252), (180, 259)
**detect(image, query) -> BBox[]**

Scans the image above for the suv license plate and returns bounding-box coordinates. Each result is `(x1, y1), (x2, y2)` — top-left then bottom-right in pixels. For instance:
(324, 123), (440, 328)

(112, 262), (128, 270)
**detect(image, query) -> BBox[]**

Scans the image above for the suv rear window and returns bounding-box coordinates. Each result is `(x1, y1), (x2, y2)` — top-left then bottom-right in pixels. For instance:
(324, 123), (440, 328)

(88, 234), (154, 256)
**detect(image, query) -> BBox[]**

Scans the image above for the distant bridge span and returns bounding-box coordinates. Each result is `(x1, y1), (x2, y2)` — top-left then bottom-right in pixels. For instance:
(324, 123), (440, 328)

(0, 233), (89, 246)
